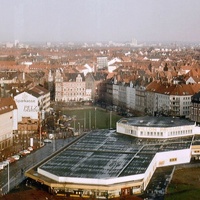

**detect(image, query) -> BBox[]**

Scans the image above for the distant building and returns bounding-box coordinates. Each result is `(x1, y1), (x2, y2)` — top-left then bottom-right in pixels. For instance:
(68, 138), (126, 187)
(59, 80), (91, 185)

(97, 56), (108, 69)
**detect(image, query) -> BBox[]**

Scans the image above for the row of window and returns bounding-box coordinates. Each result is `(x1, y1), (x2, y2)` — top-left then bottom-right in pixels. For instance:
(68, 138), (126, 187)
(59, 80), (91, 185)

(140, 131), (163, 136)
(63, 93), (85, 96)
(159, 158), (177, 166)
(130, 129), (192, 136)
(63, 88), (85, 91)
(168, 129), (192, 135)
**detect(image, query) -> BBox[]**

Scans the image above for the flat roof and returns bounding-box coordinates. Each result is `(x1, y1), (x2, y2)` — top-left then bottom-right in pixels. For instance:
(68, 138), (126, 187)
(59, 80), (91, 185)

(39, 130), (192, 179)
(117, 116), (194, 127)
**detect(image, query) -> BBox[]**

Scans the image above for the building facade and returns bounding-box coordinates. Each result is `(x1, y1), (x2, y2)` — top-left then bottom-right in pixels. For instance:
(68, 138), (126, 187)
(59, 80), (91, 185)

(14, 85), (50, 122)
(55, 69), (92, 102)
(145, 81), (199, 117)
(0, 97), (17, 151)
(97, 56), (108, 69)
(190, 91), (200, 123)
(117, 116), (195, 139)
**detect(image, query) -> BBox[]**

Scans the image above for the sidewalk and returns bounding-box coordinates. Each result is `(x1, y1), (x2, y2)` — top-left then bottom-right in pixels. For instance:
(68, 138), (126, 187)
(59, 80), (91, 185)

(0, 133), (41, 162)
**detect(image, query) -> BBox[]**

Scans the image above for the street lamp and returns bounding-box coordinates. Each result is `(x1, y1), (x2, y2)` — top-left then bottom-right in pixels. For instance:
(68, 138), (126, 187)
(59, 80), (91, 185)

(110, 111), (112, 129)
(95, 107), (97, 129)
(38, 110), (44, 148)
(78, 122), (80, 135)
(39, 112), (42, 147)
(7, 162), (10, 193)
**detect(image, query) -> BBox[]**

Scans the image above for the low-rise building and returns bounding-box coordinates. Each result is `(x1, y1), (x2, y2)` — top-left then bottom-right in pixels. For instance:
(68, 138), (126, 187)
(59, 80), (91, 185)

(117, 116), (195, 139)
(26, 125), (199, 199)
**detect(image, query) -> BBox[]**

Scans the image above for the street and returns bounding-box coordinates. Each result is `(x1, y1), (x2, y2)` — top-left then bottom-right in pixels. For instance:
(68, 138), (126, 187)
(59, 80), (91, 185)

(0, 137), (75, 196)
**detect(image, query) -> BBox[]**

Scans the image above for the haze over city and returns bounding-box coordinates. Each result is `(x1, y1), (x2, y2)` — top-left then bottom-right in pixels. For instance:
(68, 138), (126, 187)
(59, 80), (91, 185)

(0, 0), (200, 43)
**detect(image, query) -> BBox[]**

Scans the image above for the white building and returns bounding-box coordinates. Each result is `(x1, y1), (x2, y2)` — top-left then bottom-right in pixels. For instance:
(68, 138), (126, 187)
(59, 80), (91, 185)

(97, 56), (108, 69)
(126, 81), (136, 110)
(14, 85), (50, 121)
(26, 128), (194, 199)
(0, 97), (18, 151)
(117, 116), (197, 139)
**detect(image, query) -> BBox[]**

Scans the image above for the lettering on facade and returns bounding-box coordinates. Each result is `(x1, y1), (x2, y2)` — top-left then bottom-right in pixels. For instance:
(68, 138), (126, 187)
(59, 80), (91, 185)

(16, 99), (35, 103)
(23, 106), (38, 112)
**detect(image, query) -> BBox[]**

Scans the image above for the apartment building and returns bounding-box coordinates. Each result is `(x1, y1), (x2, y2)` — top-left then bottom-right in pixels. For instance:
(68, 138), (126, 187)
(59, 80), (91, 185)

(135, 86), (146, 113)
(55, 69), (90, 102)
(190, 91), (200, 123)
(145, 81), (200, 117)
(0, 97), (17, 151)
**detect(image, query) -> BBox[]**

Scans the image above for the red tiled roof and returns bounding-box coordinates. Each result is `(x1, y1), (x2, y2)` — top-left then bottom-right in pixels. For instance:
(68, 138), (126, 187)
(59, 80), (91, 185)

(0, 97), (17, 114)
(146, 81), (199, 96)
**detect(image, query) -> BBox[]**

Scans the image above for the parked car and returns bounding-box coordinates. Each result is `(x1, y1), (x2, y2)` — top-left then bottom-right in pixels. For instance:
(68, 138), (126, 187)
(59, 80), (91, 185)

(43, 139), (52, 143)
(28, 146), (33, 151)
(19, 151), (26, 156)
(2, 160), (9, 167)
(23, 149), (30, 154)
(19, 149), (30, 156)
(12, 155), (20, 160)
(6, 157), (16, 163)
(0, 162), (4, 170)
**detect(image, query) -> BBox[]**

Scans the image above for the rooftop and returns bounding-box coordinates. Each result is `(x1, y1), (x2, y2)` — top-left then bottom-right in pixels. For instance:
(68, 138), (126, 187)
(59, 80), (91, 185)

(39, 129), (192, 179)
(117, 116), (195, 127)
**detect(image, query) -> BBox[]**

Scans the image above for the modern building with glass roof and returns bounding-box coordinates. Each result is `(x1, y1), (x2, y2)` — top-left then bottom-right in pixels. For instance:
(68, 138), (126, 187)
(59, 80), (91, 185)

(25, 116), (200, 199)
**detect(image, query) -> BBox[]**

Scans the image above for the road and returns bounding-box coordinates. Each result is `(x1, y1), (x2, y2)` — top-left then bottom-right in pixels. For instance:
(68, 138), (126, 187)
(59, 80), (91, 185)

(0, 137), (75, 196)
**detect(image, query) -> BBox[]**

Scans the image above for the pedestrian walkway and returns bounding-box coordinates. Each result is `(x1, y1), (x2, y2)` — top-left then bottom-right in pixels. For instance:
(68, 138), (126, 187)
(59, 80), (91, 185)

(0, 133), (41, 162)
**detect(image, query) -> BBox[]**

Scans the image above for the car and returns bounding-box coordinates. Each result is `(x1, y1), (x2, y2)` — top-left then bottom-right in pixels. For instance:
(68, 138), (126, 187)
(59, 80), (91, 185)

(2, 160), (9, 167)
(23, 149), (30, 154)
(28, 146), (33, 151)
(6, 157), (16, 163)
(0, 162), (4, 170)
(19, 149), (30, 156)
(43, 139), (52, 143)
(12, 155), (20, 160)
(19, 151), (26, 156)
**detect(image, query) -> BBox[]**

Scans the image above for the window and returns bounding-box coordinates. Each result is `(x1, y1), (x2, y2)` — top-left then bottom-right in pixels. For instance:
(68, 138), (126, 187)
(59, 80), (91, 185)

(170, 158), (177, 162)
(159, 161), (165, 166)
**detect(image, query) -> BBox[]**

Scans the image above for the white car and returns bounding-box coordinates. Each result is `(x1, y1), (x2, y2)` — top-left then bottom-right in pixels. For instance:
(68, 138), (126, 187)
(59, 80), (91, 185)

(2, 160), (9, 167)
(43, 139), (52, 143)
(28, 146), (33, 151)
(0, 162), (4, 170)
(23, 149), (30, 154)
(12, 155), (20, 160)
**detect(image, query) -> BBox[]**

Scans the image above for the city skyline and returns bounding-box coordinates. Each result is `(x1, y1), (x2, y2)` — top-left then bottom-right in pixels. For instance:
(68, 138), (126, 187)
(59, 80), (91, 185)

(0, 0), (200, 43)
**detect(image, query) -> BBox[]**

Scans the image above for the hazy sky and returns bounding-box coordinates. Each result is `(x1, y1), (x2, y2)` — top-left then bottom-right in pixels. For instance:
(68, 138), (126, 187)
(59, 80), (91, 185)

(0, 0), (200, 43)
